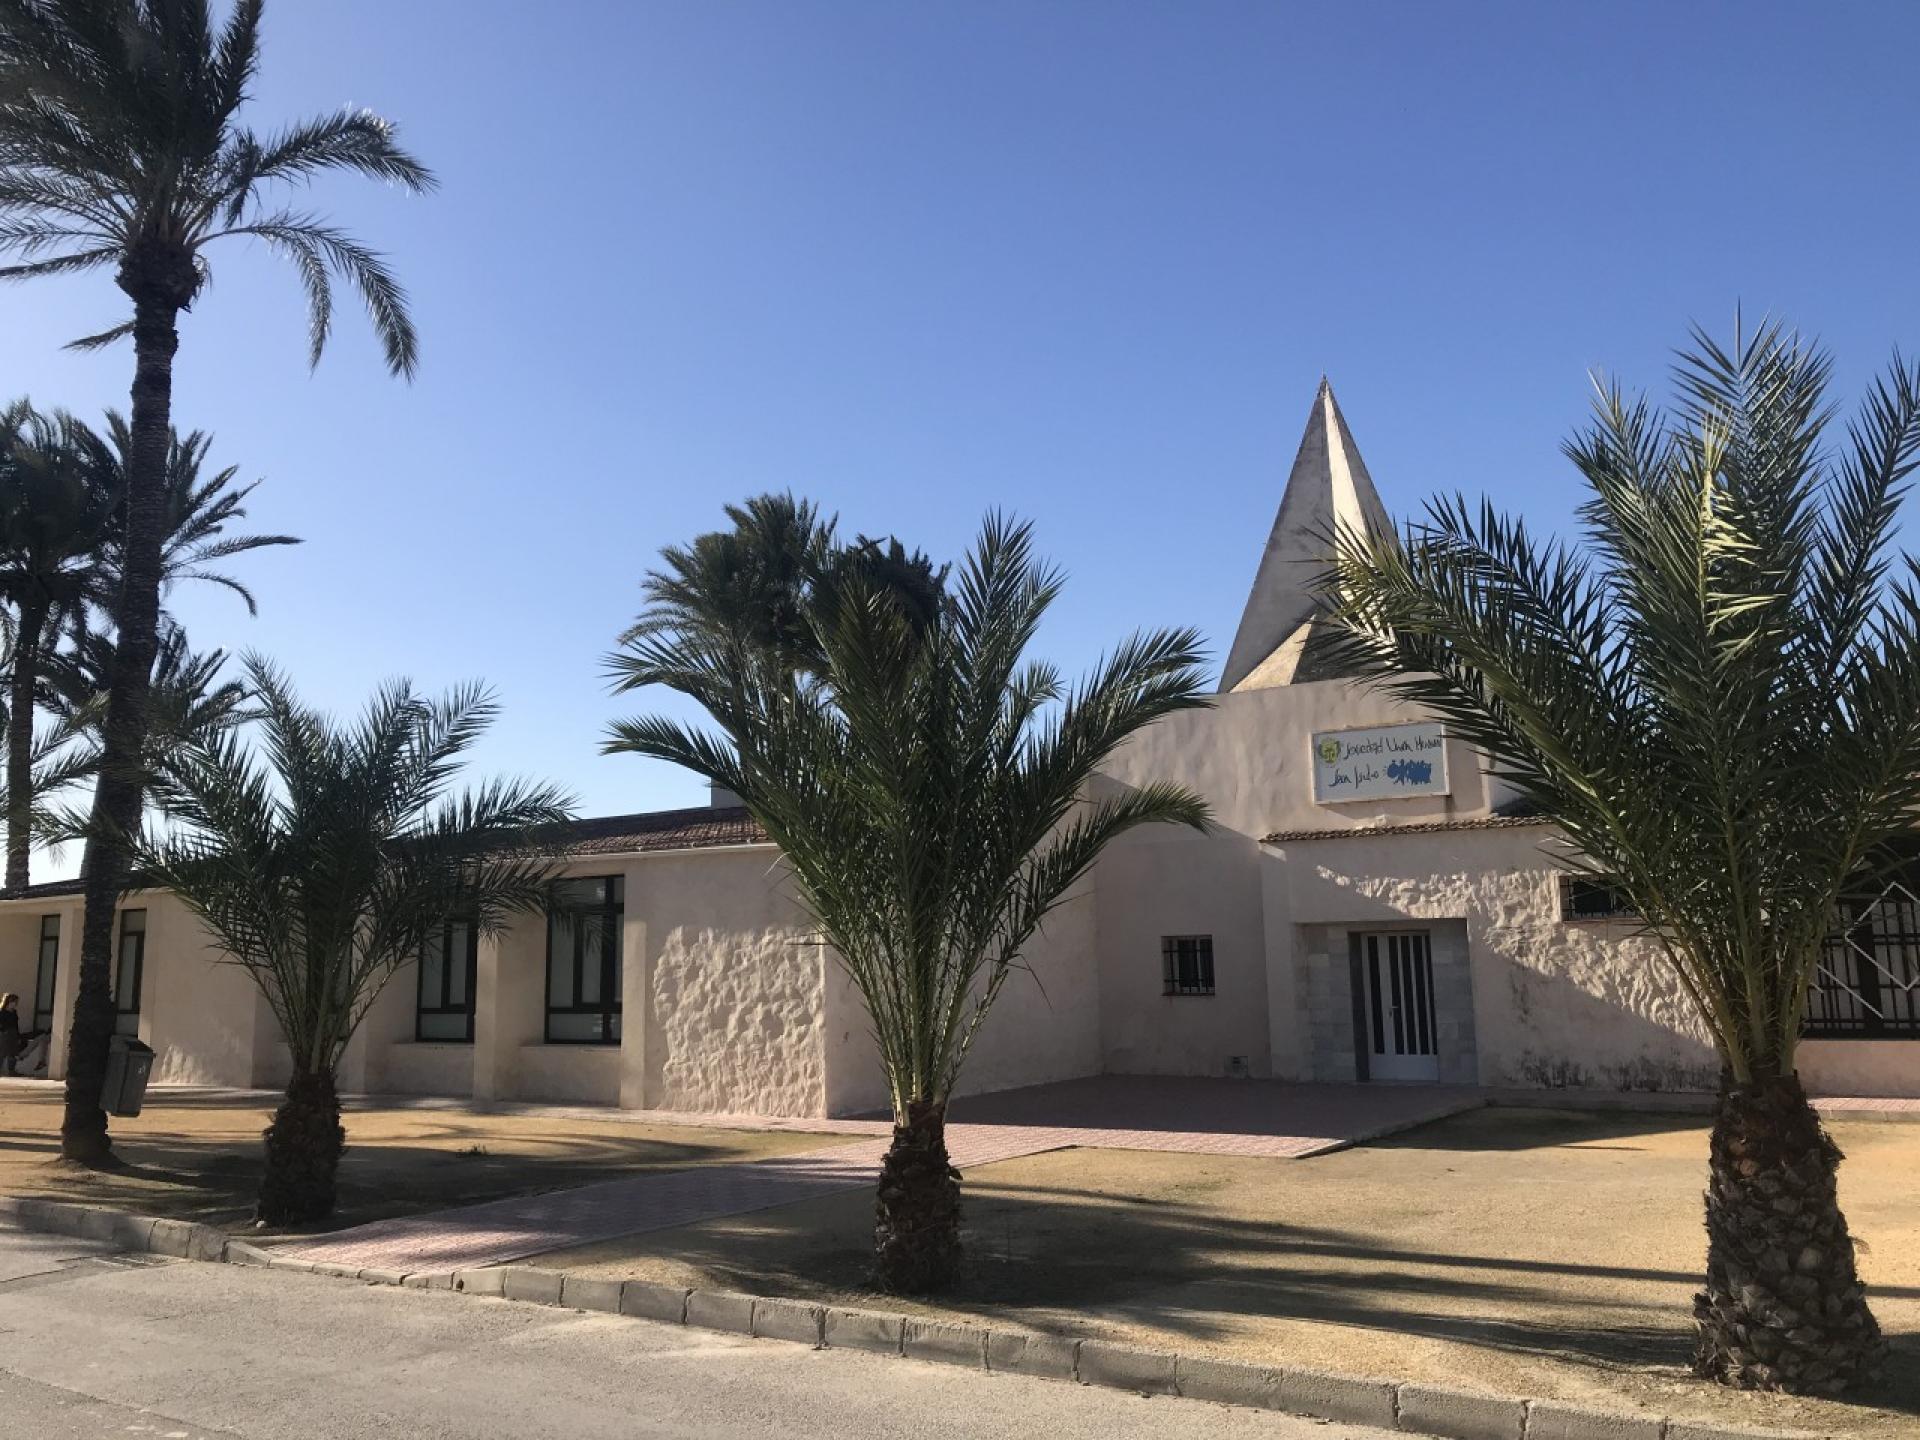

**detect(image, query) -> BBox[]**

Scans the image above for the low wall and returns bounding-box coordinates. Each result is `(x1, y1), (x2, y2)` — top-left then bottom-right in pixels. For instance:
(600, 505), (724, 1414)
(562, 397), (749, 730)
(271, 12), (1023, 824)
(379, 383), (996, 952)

(379, 1042), (475, 1098)
(514, 1044), (619, 1106)
(1798, 1040), (1920, 1098)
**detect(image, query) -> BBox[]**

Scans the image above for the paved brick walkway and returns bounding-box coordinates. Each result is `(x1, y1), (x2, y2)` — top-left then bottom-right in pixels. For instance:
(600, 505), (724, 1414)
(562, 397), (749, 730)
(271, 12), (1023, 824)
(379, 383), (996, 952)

(283, 1081), (1485, 1274)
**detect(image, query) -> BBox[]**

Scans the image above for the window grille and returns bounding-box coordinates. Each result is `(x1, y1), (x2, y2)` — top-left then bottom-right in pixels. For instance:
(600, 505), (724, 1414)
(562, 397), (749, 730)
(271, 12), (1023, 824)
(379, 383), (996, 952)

(1162, 935), (1215, 996)
(1807, 878), (1920, 1039)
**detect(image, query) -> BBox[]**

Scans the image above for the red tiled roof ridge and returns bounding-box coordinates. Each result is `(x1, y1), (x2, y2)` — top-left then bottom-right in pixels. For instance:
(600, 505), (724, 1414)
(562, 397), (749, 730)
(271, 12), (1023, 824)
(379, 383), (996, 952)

(0, 805), (772, 902)
(1261, 813), (1555, 844)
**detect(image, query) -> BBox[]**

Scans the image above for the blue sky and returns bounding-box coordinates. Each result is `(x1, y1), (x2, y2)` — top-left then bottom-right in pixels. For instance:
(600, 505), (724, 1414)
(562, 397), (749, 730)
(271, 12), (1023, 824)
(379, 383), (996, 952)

(6, 1), (1920, 867)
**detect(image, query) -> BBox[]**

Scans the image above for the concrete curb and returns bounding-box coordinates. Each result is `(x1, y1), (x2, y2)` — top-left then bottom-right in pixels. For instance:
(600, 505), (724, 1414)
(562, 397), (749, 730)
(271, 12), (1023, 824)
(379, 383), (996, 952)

(0, 1195), (1825, 1440)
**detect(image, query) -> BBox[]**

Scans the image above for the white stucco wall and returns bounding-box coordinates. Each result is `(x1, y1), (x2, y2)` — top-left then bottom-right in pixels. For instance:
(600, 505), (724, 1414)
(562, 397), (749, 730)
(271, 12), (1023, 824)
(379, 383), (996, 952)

(138, 893), (261, 1087)
(1093, 828), (1271, 1076)
(0, 907), (44, 1007)
(819, 886), (1105, 1119)
(1101, 682), (1498, 839)
(955, 886), (1103, 1096)
(1798, 1040), (1920, 1098)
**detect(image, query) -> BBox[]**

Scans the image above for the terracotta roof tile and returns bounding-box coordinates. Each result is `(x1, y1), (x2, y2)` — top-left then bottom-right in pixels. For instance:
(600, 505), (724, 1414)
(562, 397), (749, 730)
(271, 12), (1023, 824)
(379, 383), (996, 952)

(1260, 813), (1555, 845)
(541, 804), (768, 857)
(0, 806), (771, 904)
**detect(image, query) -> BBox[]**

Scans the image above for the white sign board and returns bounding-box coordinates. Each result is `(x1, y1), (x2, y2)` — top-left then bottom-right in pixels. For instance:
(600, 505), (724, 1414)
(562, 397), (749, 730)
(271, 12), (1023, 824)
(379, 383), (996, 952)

(1311, 722), (1449, 803)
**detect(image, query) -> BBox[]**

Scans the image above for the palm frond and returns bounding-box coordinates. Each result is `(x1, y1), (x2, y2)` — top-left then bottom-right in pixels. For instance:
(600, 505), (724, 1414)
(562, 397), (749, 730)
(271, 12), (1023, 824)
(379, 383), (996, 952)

(607, 504), (1211, 1117)
(1322, 322), (1920, 1081)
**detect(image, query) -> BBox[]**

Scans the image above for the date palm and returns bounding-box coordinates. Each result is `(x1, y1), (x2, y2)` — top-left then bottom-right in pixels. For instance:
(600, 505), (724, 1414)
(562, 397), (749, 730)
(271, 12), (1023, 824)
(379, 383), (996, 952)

(0, 403), (293, 889)
(608, 509), (1211, 1292)
(0, 401), (116, 889)
(1322, 321), (1918, 1395)
(131, 657), (572, 1224)
(0, 662), (93, 861)
(93, 410), (299, 620)
(45, 620), (254, 825)
(0, 0), (432, 1163)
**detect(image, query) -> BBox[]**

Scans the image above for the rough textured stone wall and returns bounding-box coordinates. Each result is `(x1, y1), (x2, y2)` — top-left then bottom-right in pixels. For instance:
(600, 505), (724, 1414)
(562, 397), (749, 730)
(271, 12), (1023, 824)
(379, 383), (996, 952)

(649, 920), (825, 1114)
(1273, 827), (1722, 1093)
(639, 850), (827, 1116)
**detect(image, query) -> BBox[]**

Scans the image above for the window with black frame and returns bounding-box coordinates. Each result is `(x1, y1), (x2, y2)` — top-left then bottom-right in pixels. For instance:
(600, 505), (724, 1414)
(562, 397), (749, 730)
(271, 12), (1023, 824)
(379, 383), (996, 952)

(417, 916), (479, 1042)
(1162, 935), (1215, 996)
(546, 876), (623, 1043)
(1807, 882), (1920, 1039)
(112, 909), (145, 1037)
(33, 915), (58, 1033)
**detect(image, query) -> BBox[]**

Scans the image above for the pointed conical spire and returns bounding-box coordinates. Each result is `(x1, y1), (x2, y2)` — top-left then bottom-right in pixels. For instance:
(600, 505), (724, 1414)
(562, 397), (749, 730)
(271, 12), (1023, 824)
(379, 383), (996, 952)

(1218, 379), (1391, 693)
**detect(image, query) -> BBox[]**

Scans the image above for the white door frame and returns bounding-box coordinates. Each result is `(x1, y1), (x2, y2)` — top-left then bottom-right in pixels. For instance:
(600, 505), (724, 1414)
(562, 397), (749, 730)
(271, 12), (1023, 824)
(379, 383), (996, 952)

(1357, 930), (1441, 1083)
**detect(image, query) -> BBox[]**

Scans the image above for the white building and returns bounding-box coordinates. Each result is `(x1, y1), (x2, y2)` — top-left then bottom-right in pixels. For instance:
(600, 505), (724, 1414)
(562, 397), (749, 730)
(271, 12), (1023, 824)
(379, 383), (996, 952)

(4, 384), (1915, 1110)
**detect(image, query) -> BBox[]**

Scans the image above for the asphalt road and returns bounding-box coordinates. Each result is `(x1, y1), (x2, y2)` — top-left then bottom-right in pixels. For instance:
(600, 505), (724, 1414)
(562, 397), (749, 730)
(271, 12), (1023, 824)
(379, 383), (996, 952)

(0, 1225), (1394, 1440)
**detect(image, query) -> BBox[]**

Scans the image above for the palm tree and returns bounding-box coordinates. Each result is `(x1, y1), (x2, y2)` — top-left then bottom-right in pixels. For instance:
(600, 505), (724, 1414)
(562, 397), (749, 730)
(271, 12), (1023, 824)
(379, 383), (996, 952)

(93, 411), (300, 620)
(0, 0), (432, 1163)
(0, 657), (95, 865)
(0, 403), (294, 890)
(130, 657), (572, 1224)
(608, 509), (1211, 1292)
(44, 620), (255, 833)
(0, 402), (117, 889)
(1321, 321), (1918, 1395)
(620, 493), (841, 673)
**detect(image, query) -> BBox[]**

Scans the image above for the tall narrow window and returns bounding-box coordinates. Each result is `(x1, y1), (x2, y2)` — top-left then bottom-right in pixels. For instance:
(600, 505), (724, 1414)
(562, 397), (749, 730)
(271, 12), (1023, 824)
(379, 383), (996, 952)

(545, 876), (624, 1043)
(33, 915), (59, 1033)
(112, 909), (145, 1038)
(416, 917), (479, 1042)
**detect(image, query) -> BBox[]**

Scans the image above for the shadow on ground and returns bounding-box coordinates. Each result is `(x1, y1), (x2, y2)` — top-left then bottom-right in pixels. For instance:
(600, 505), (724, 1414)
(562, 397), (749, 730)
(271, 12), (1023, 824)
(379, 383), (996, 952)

(0, 1090), (834, 1233)
(542, 1110), (1920, 1437)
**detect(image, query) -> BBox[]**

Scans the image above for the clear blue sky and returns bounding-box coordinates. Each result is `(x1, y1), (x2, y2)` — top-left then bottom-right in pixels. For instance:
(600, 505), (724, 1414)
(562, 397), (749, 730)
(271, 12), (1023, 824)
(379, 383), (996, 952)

(6, 1), (1920, 866)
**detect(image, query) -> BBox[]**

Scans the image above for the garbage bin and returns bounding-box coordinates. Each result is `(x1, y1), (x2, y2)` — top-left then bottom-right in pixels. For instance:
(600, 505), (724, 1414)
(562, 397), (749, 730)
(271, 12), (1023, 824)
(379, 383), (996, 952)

(100, 1035), (155, 1118)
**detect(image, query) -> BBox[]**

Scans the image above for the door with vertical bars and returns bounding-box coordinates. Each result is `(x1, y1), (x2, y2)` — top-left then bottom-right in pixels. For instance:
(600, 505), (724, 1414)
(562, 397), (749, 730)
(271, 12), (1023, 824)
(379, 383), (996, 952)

(1359, 931), (1440, 1082)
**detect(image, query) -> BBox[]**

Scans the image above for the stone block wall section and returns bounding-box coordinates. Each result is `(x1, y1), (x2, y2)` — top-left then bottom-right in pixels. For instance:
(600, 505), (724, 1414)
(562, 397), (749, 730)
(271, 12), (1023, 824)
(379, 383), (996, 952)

(0, 1196), (1822, 1440)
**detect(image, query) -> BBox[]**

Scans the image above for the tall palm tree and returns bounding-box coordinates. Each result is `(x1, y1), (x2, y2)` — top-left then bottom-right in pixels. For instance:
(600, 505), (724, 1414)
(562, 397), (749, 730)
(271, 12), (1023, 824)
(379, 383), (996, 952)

(131, 657), (572, 1224)
(0, 0), (432, 1163)
(1322, 322), (1918, 1395)
(0, 654), (94, 862)
(0, 402), (117, 889)
(608, 509), (1211, 1292)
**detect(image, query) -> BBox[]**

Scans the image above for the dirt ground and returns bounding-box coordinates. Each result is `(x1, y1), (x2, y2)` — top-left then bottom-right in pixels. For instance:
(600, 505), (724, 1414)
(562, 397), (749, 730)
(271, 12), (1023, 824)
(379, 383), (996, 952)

(0, 1086), (839, 1234)
(542, 1108), (1920, 1439)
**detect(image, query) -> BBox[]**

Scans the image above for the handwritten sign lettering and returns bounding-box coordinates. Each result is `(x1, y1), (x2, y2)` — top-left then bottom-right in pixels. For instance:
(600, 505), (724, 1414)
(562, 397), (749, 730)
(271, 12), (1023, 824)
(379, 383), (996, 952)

(1311, 722), (1449, 803)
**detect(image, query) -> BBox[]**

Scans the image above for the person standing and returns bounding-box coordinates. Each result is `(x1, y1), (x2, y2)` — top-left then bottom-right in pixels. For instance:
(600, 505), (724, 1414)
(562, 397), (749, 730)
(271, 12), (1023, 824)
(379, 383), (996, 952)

(0, 994), (22, 1076)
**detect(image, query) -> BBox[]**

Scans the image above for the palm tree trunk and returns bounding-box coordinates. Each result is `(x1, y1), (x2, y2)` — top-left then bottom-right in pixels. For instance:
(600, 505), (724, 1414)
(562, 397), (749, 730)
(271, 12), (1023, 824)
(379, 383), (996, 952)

(873, 1099), (962, 1293)
(59, 294), (176, 1166)
(5, 600), (47, 890)
(257, 1066), (345, 1226)
(1693, 1071), (1885, 1394)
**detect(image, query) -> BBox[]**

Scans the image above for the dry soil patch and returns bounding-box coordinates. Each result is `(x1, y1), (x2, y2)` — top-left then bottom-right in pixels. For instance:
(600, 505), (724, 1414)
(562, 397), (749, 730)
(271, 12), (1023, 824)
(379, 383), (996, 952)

(0, 1087), (839, 1234)
(541, 1106), (1919, 1439)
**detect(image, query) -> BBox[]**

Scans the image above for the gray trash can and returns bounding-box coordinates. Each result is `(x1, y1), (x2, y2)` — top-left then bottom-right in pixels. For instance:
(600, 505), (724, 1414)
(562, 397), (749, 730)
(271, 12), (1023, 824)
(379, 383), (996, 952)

(101, 1035), (155, 1118)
